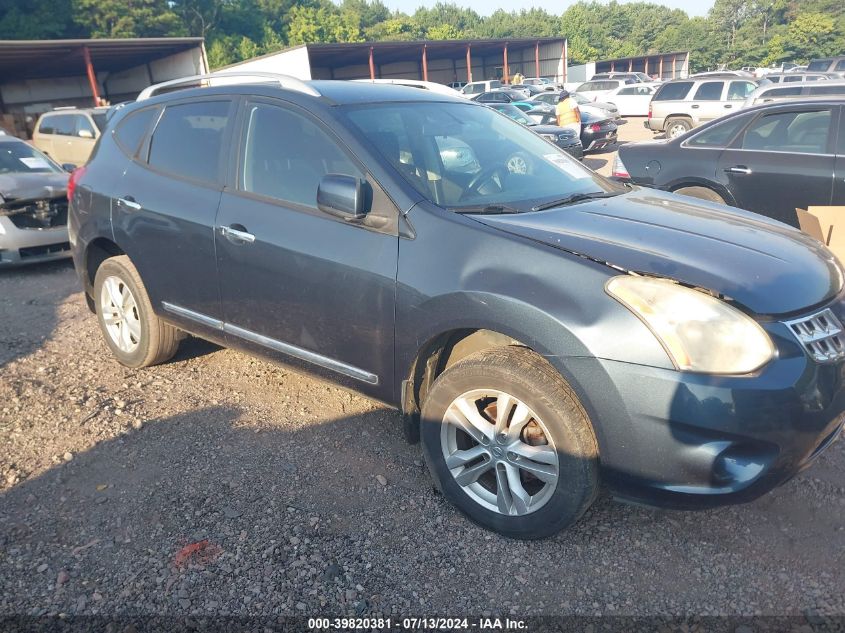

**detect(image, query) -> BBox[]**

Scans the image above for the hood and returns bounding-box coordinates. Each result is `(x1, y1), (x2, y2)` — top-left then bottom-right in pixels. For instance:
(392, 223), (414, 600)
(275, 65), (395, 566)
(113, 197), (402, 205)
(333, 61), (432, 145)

(0, 172), (69, 205)
(472, 188), (841, 316)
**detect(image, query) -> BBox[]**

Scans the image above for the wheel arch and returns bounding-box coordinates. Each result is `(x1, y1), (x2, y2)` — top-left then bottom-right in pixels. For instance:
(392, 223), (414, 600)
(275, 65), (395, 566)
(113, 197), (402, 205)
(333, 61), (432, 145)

(83, 237), (126, 311)
(667, 179), (736, 206)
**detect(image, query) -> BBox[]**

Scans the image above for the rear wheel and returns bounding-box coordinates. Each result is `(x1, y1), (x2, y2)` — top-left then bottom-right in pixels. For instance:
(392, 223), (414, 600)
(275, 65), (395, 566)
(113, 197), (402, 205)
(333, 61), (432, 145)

(665, 117), (692, 139)
(420, 346), (599, 539)
(94, 255), (181, 368)
(674, 186), (726, 205)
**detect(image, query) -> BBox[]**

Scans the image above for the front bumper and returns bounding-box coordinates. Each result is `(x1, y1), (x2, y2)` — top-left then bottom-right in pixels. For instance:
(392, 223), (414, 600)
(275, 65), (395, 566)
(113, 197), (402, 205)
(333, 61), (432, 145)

(559, 303), (845, 509)
(0, 216), (71, 266)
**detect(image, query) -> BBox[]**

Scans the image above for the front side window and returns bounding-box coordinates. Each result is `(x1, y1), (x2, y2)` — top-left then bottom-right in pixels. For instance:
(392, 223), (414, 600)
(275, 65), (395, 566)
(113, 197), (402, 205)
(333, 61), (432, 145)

(51, 115), (76, 136)
(654, 81), (694, 101)
(147, 100), (229, 185)
(835, 60), (845, 71)
(38, 115), (56, 135)
(76, 116), (96, 138)
(343, 101), (620, 211)
(240, 103), (363, 208)
(693, 81), (725, 101)
(727, 81), (756, 100)
(740, 109), (832, 154)
(114, 107), (158, 157)
(766, 87), (803, 98)
(577, 82), (597, 92)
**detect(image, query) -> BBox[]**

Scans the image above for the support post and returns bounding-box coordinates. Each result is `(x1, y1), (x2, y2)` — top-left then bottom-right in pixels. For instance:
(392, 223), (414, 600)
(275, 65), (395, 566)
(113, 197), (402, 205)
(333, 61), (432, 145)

(561, 39), (568, 84)
(534, 41), (540, 78)
(629, 59), (633, 72)
(82, 46), (100, 106)
(659, 56), (664, 80)
(672, 54), (677, 79)
(466, 45), (472, 83)
(503, 43), (509, 84)
(368, 46), (375, 80)
(422, 44), (428, 82)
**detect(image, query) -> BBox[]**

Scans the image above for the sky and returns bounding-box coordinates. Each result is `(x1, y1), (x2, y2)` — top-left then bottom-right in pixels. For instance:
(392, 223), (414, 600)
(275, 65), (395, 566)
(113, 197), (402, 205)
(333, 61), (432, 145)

(381, 0), (715, 17)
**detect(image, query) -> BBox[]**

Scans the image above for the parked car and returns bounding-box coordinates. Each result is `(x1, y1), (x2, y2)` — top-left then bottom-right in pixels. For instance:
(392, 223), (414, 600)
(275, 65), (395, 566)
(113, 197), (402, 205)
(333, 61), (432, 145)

(529, 92), (620, 120)
(32, 106), (109, 167)
(762, 72), (837, 84)
(691, 70), (755, 78)
(603, 83), (658, 116)
(509, 83), (545, 97)
(743, 80), (845, 108)
(471, 89), (529, 104)
(71, 74), (845, 539)
(575, 78), (636, 101)
(0, 136), (71, 266)
(521, 77), (556, 89)
(646, 77), (759, 138)
(807, 56), (845, 78)
(448, 81), (466, 90)
(615, 99), (845, 228)
(486, 103), (583, 159)
(579, 110), (618, 152)
(591, 72), (651, 83)
(459, 80), (502, 97)
(511, 101), (555, 115)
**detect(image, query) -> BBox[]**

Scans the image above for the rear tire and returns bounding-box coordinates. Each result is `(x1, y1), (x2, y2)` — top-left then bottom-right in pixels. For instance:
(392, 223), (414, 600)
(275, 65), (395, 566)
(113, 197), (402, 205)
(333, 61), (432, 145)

(665, 117), (692, 139)
(420, 346), (599, 539)
(94, 255), (181, 368)
(673, 186), (726, 205)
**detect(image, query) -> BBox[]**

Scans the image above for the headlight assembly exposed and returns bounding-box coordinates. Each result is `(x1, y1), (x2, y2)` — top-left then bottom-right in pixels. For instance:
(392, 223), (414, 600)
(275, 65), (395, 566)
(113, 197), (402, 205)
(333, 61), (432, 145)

(606, 275), (775, 375)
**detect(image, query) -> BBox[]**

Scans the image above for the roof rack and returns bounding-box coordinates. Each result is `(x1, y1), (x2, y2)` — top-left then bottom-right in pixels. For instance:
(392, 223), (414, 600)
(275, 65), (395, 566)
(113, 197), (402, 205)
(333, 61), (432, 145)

(136, 71), (321, 101)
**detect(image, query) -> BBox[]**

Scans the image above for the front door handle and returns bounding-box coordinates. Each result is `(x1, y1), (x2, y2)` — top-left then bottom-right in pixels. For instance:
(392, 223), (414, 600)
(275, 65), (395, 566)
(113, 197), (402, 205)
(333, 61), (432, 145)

(690, 104), (700, 109)
(219, 224), (255, 244)
(117, 196), (142, 211)
(724, 165), (752, 175)
(724, 104), (733, 109)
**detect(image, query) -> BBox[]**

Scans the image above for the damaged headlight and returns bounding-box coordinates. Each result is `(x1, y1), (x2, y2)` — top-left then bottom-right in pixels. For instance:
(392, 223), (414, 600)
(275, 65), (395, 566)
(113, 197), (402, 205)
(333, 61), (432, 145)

(606, 275), (775, 374)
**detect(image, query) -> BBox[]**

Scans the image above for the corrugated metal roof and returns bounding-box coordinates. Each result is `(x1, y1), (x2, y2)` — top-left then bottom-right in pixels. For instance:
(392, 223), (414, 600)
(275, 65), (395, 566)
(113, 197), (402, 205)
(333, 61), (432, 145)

(0, 38), (204, 81)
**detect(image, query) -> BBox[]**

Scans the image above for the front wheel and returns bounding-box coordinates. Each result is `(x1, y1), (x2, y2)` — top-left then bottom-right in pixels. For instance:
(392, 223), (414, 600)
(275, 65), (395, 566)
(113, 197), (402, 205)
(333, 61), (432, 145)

(94, 255), (181, 368)
(420, 346), (599, 539)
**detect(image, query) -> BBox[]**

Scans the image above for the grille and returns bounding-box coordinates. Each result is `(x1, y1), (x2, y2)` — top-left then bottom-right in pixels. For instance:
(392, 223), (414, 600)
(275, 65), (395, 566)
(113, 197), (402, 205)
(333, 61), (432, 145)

(784, 308), (845, 363)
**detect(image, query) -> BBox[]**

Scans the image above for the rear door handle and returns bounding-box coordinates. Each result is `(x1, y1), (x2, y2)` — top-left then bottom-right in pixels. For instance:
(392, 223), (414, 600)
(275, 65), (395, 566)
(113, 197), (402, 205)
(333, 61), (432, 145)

(219, 224), (255, 244)
(724, 104), (733, 109)
(691, 104), (700, 109)
(724, 166), (752, 175)
(117, 196), (142, 211)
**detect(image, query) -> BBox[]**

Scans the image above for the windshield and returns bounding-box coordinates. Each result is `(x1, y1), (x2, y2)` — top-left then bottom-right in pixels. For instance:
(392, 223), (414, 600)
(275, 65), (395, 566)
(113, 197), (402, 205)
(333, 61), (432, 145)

(0, 141), (62, 174)
(342, 101), (619, 212)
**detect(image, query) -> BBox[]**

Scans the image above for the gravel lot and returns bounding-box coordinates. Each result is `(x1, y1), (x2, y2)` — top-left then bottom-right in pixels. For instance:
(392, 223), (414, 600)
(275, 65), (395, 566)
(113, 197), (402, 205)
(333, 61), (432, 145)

(1, 123), (844, 624)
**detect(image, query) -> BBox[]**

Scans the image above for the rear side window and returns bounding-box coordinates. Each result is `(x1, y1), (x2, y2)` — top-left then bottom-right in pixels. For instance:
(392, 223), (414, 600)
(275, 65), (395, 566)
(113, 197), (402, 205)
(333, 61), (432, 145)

(654, 82), (693, 101)
(687, 115), (748, 148)
(240, 103), (363, 208)
(808, 59), (831, 72)
(51, 115), (76, 136)
(38, 115), (56, 135)
(741, 110), (832, 154)
(617, 87), (638, 96)
(148, 101), (229, 185)
(114, 107), (158, 157)
(693, 82), (724, 101)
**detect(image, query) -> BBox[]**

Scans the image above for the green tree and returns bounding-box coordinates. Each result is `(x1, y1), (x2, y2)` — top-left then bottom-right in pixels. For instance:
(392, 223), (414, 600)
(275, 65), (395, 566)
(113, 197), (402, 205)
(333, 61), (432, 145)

(73, 0), (186, 37)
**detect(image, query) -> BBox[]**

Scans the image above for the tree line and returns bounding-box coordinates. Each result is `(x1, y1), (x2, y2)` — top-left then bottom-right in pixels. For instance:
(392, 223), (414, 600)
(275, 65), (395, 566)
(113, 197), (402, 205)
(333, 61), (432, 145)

(0, 0), (842, 72)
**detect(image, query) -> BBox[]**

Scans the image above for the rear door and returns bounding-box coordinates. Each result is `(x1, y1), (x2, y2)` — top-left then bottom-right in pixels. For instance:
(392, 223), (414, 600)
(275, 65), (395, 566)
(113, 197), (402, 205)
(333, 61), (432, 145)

(113, 97), (234, 328)
(214, 98), (399, 400)
(689, 81), (726, 123)
(49, 114), (77, 165)
(716, 104), (836, 227)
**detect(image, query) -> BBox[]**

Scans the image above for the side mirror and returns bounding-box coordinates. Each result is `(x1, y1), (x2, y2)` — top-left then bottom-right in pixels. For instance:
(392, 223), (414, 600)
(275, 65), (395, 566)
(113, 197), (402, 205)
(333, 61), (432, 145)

(317, 174), (369, 221)
(62, 163), (77, 172)
(78, 128), (94, 139)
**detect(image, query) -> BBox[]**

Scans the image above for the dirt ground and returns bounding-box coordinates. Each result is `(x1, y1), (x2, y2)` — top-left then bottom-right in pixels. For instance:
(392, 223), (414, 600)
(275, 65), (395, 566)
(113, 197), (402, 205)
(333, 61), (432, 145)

(1, 123), (844, 623)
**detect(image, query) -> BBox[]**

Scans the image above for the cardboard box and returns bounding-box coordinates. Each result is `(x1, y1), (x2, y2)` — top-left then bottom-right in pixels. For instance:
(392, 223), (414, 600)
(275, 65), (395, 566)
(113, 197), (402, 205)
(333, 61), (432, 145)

(797, 206), (845, 261)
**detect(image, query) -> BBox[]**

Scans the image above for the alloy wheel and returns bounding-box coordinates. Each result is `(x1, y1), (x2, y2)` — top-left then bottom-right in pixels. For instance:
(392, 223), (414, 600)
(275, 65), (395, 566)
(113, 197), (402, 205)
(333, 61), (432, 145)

(100, 275), (141, 354)
(440, 389), (559, 516)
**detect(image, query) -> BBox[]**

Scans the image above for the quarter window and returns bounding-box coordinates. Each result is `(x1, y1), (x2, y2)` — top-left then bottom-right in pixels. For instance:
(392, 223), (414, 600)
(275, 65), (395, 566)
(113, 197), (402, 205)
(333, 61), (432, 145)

(114, 107), (158, 157)
(147, 101), (229, 185)
(741, 110), (832, 154)
(693, 81), (724, 101)
(240, 103), (363, 208)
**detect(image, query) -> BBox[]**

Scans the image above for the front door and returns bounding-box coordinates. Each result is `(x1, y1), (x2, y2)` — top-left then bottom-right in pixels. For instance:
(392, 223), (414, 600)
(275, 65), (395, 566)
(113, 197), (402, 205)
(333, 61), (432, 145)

(717, 105), (837, 227)
(215, 99), (398, 400)
(112, 98), (234, 327)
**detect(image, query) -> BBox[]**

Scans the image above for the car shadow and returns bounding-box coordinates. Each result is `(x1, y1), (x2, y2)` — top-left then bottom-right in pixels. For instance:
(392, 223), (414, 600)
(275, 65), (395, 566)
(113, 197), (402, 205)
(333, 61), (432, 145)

(582, 157), (608, 171)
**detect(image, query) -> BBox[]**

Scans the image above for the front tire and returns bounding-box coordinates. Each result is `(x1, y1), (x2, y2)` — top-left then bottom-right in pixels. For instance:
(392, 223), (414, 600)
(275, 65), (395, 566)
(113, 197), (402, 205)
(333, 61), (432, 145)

(420, 346), (599, 539)
(665, 117), (692, 139)
(94, 255), (181, 368)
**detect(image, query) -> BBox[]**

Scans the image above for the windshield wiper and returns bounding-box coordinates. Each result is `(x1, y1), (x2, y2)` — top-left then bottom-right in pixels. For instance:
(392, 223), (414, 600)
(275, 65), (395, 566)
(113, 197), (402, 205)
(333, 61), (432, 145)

(453, 204), (523, 215)
(531, 191), (621, 212)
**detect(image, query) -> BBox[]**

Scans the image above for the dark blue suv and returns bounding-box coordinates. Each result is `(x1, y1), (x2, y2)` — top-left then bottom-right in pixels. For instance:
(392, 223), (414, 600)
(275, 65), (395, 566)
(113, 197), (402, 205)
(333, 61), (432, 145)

(69, 74), (845, 539)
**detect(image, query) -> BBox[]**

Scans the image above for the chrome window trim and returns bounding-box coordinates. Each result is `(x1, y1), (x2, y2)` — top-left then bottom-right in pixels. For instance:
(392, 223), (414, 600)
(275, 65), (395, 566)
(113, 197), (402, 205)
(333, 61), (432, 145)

(161, 302), (379, 385)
